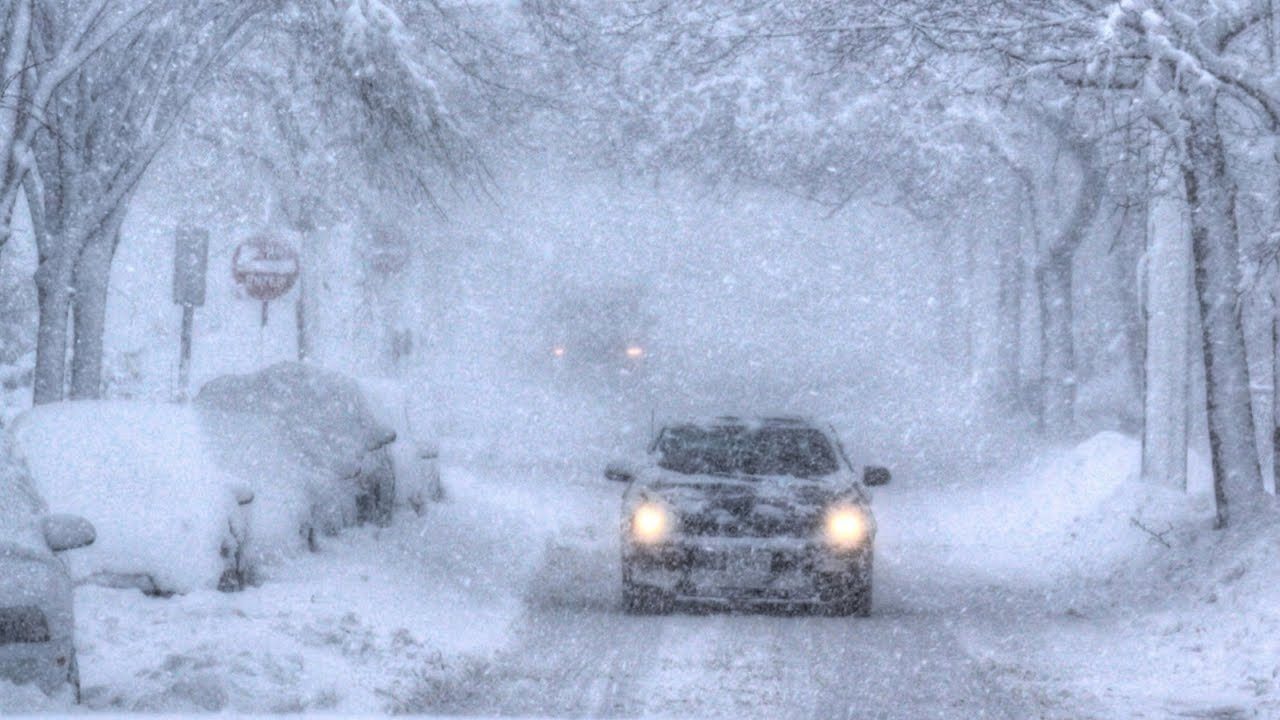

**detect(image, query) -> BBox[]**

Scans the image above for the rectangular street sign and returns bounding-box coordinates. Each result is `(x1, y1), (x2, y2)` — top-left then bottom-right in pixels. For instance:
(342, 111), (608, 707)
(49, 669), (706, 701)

(173, 226), (210, 307)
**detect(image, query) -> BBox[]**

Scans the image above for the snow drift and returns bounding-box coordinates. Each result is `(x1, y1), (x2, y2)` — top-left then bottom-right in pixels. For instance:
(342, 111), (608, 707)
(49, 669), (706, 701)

(878, 431), (1215, 592)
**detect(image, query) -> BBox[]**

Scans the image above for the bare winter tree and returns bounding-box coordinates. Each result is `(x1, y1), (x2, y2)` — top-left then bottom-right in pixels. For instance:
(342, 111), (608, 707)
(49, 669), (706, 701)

(23, 0), (272, 404)
(765, 0), (1278, 523)
(525, 0), (1280, 527)
(0, 0), (155, 253)
(186, 0), (513, 369)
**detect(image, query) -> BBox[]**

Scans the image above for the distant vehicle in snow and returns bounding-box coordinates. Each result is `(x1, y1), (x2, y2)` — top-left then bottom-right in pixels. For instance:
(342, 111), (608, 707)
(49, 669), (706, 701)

(0, 437), (95, 701)
(605, 416), (890, 616)
(544, 282), (653, 389)
(9, 403), (254, 596)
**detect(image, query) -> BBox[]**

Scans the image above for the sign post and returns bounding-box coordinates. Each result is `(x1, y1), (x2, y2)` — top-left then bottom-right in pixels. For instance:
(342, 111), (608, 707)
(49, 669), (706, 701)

(173, 226), (209, 401)
(232, 235), (300, 364)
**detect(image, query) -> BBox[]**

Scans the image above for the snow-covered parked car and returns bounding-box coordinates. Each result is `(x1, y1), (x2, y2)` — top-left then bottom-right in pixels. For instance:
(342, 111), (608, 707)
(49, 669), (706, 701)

(607, 416), (890, 616)
(9, 403), (254, 596)
(0, 436), (95, 701)
(195, 363), (401, 549)
(357, 377), (443, 513)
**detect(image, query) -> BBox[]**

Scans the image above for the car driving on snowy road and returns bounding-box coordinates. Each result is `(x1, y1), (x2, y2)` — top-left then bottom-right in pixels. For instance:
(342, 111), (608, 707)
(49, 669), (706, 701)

(606, 416), (890, 616)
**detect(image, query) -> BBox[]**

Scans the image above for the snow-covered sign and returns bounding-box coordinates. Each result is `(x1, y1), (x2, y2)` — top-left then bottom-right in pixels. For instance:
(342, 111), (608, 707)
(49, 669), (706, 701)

(232, 235), (300, 302)
(172, 226), (210, 307)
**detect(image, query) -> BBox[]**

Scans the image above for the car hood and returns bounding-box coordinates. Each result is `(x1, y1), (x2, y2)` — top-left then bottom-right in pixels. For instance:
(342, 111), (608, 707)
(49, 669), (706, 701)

(634, 471), (861, 538)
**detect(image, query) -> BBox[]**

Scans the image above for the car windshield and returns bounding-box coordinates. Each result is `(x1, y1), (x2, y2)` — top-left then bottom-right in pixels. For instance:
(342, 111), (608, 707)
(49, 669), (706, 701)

(656, 424), (839, 478)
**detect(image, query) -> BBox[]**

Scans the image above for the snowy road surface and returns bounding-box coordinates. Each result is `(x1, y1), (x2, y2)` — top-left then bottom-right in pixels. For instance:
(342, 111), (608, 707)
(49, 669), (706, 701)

(414, 558), (1039, 719)
(397, 455), (1048, 720)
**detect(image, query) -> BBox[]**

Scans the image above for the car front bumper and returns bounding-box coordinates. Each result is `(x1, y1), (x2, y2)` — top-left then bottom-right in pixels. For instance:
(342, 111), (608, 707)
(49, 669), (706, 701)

(624, 536), (871, 605)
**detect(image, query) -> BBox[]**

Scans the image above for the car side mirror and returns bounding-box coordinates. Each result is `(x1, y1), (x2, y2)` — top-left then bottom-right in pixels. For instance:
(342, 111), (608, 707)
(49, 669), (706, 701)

(863, 465), (891, 487)
(42, 514), (96, 552)
(231, 485), (255, 506)
(604, 461), (636, 483)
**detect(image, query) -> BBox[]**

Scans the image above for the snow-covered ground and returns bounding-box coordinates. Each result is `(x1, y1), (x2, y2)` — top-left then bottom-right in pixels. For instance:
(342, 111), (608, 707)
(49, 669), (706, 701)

(66, 458), (563, 714)
(876, 432), (1280, 719)
(4, 416), (1278, 717)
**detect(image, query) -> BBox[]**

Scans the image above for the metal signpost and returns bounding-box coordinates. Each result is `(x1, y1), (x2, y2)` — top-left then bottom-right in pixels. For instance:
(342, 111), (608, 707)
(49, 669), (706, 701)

(173, 226), (209, 401)
(232, 235), (300, 365)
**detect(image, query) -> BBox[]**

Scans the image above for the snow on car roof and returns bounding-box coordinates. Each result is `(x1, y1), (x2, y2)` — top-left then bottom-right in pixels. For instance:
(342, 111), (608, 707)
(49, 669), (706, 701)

(664, 415), (820, 430)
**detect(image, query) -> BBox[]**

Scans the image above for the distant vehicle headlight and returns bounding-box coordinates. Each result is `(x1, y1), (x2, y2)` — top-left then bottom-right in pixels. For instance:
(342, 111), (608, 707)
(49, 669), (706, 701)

(824, 505), (869, 550)
(624, 345), (645, 359)
(630, 502), (671, 543)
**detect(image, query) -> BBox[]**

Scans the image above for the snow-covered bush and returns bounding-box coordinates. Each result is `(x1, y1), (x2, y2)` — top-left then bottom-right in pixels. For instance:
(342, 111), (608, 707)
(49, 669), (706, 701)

(194, 362), (398, 554)
(8, 402), (251, 595)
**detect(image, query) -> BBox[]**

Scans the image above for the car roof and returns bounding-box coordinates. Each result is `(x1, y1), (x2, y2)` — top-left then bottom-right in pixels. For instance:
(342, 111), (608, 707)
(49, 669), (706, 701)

(662, 415), (823, 431)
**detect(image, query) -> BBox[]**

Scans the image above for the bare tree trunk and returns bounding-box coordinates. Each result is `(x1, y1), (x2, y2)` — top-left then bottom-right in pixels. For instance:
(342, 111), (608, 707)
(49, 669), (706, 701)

(1184, 111), (1264, 527)
(28, 166), (72, 405)
(1115, 202), (1148, 413)
(32, 251), (72, 404)
(0, 0), (32, 252)
(1142, 174), (1191, 491)
(932, 235), (960, 359)
(1017, 170), (1044, 422)
(68, 224), (118, 399)
(1040, 248), (1075, 436)
(1033, 262), (1048, 431)
(1272, 281), (1280, 495)
(1031, 123), (1102, 439)
(995, 195), (1022, 406)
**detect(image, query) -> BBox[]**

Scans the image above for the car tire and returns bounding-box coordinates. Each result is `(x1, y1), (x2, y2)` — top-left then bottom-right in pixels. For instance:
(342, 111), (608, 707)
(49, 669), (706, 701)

(827, 557), (873, 617)
(622, 566), (674, 615)
(826, 580), (871, 617)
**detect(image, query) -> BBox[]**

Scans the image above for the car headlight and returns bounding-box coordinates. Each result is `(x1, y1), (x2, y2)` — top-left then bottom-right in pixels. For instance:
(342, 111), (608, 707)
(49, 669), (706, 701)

(630, 502), (672, 544)
(824, 505), (869, 550)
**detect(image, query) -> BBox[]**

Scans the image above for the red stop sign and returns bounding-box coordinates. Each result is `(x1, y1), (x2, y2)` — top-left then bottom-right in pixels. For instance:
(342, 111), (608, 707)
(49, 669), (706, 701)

(232, 235), (299, 302)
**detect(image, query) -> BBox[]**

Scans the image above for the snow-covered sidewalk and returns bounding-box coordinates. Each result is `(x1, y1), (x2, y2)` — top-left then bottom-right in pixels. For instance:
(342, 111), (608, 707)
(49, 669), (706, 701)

(63, 461), (563, 714)
(874, 432), (1280, 718)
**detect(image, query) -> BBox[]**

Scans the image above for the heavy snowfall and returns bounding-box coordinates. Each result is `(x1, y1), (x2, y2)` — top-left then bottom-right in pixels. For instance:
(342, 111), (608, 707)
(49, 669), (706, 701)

(1, 1), (1280, 718)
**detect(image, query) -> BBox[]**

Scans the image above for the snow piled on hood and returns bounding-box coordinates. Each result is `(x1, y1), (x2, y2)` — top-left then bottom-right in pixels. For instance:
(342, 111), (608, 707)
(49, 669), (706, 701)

(9, 402), (244, 594)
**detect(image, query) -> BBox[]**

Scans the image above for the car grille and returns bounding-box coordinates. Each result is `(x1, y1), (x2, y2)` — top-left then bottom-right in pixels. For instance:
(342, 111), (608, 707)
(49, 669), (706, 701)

(679, 512), (819, 538)
(0, 605), (50, 644)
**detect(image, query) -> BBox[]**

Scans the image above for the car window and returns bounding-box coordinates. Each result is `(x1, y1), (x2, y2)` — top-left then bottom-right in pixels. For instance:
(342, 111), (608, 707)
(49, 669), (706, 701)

(657, 425), (838, 478)
(0, 605), (51, 644)
(741, 428), (838, 477)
